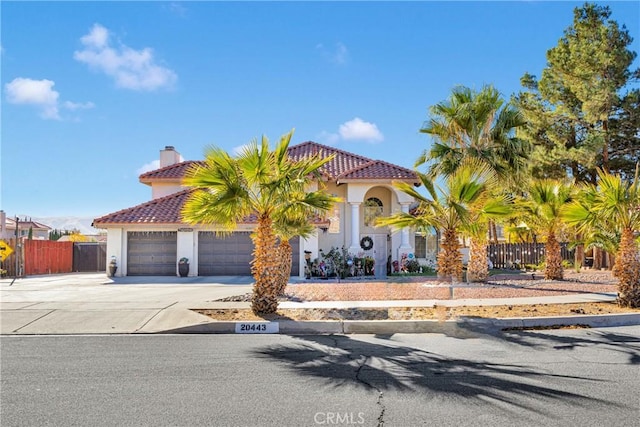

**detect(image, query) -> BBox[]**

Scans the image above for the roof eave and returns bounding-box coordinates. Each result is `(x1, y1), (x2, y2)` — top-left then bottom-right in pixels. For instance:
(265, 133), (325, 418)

(336, 178), (420, 185)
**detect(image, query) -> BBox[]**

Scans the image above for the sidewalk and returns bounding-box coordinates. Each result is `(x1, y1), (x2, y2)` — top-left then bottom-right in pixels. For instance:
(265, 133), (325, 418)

(1, 273), (638, 335)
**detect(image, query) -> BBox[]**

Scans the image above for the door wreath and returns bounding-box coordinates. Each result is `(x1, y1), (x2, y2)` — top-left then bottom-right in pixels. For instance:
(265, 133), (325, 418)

(360, 236), (374, 251)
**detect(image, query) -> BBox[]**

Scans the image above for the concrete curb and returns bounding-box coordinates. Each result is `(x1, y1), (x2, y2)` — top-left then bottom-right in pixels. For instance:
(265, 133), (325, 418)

(156, 313), (640, 335)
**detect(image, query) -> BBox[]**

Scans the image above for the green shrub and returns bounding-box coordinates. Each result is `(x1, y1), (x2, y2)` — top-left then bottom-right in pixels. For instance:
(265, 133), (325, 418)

(405, 259), (421, 273)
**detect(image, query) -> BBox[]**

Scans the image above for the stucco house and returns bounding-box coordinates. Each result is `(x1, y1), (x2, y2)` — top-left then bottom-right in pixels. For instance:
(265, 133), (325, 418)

(0, 212), (52, 241)
(93, 142), (439, 277)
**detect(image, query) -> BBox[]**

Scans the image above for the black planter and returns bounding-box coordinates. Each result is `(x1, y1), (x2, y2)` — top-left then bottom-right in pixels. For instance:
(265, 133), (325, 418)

(178, 263), (189, 277)
(108, 265), (117, 277)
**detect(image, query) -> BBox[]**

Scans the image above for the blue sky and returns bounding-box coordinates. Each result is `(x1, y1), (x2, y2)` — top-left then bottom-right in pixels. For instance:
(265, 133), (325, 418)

(2, 1), (639, 221)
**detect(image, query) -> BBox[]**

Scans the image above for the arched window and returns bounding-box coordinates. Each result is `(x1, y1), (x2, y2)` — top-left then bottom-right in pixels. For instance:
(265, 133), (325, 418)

(364, 197), (383, 227)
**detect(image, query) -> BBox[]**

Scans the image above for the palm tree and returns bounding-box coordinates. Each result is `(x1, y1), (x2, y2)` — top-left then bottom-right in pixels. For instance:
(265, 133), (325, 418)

(273, 215), (315, 296)
(463, 193), (513, 282)
(519, 179), (574, 280)
(377, 161), (507, 282)
(564, 168), (640, 307)
(417, 85), (530, 246)
(181, 130), (337, 314)
(417, 85), (530, 187)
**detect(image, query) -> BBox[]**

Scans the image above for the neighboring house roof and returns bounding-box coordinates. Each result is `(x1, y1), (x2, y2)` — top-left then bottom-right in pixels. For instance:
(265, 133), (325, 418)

(5, 218), (52, 231)
(93, 189), (329, 227)
(139, 141), (418, 185)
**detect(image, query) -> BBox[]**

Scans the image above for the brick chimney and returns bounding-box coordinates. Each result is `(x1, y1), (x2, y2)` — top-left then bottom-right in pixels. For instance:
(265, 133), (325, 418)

(159, 146), (182, 168)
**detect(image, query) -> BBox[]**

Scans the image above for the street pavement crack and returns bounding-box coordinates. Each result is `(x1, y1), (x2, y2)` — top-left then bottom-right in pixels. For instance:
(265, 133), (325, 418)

(355, 355), (386, 426)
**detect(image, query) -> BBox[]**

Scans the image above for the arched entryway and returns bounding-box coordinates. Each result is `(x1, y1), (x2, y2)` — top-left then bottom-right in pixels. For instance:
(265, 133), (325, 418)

(358, 187), (392, 278)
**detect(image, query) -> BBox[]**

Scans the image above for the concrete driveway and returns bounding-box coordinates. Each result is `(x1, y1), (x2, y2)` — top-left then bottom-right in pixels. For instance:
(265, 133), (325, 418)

(0, 273), (253, 334)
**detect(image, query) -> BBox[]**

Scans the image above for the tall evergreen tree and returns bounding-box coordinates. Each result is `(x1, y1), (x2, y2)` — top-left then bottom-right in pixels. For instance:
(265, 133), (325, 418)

(516, 3), (639, 183)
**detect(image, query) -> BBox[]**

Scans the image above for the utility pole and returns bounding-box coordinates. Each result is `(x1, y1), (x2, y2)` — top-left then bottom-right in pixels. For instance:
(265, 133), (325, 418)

(10, 216), (19, 286)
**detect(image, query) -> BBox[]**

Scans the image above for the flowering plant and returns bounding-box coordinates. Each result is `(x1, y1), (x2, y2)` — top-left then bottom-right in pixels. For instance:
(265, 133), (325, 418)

(179, 257), (189, 264)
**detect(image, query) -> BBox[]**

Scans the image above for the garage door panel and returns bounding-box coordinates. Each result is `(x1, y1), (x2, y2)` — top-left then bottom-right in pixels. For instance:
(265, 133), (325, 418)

(198, 232), (253, 276)
(127, 232), (177, 276)
(198, 232), (300, 277)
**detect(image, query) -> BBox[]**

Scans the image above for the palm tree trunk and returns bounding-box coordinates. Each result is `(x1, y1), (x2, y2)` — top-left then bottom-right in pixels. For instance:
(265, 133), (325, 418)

(491, 220), (499, 244)
(544, 231), (563, 280)
(612, 228), (640, 308)
(275, 239), (292, 296)
(574, 232), (584, 272)
(593, 247), (603, 270)
(467, 237), (489, 283)
(438, 228), (463, 281)
(251, 215), (280, 315)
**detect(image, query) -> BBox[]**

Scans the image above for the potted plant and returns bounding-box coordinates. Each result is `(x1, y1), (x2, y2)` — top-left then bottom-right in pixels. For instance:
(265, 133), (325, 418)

(178, 257), (189, 277)
(108, 256), (117, 277)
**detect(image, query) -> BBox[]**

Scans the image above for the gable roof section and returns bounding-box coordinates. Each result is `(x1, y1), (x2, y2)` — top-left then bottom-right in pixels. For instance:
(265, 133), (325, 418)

(93, 190), (192, 226)
(93, 189), (330, 228)
(139, 160), (204, 185)
(287, 141), (373, 180)
(336, 160), (418, 182)
(139, 141), (418, 184)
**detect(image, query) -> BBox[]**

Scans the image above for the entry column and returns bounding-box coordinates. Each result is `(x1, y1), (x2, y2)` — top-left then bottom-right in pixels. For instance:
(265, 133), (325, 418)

(348, 202), (361, 253)
(399, 202), (412, 253)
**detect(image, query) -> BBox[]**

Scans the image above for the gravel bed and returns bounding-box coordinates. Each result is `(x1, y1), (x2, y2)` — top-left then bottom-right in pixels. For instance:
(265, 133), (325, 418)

(215, 269), (619, 302)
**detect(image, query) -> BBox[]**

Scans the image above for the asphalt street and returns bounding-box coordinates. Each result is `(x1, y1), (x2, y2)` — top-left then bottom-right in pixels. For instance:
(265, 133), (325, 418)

(1, 326), (639, 427)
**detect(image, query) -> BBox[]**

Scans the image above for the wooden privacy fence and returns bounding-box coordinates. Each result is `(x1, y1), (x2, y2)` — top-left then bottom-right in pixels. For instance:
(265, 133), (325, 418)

(1, 240), (107, 277)
(488, 242), (575, 270)
(1, 238), (20, 277)
(24, 240), (74, 275)
(73, 243), (107, 272)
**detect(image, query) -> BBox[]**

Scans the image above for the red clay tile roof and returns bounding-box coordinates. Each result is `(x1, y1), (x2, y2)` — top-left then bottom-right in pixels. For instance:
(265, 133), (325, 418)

(139, 161), (204, 184)
(98, 141), (416, 226)
(93, 190), (193, 226)
(337, 160), (417, 181)
(93, 189), (330, 227)
(140, 141), (418, 184)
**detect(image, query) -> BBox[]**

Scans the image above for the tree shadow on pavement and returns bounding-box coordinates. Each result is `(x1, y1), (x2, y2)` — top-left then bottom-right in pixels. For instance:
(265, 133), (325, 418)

(253, 334), (624, 420)
(496, 327), (640, 365)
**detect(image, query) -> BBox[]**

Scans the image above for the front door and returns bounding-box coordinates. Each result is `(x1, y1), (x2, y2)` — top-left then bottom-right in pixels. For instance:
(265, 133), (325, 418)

(373, 235), (387, 278)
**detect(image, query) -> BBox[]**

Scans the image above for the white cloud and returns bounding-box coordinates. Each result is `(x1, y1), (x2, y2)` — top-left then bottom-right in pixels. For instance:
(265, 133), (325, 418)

(165, 2), (188, 17)
(5, 77), (60, 119)
(317, 118), (384, 146)
(80, 24), (109, 49)
(338, 118), (384, 142)
(74, 23), (177, 91)
(232, 144), (251, 156)
(136, 160), (161, 175)
(317, 42), (349, 65)
(5, 77), (95, 120)
(63, 101), (95, 111)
